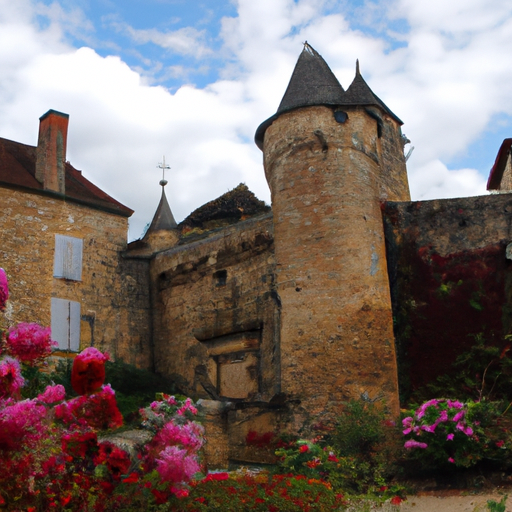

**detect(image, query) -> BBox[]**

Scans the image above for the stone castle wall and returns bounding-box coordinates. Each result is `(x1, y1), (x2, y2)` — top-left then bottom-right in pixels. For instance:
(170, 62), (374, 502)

(150, 213), (277, 401)
(384, 193), (512, 396)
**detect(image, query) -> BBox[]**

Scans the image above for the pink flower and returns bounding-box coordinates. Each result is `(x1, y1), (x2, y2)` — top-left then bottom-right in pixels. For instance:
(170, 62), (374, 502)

(0, 398), (48, 452)
(452, 410), (465, 423)
(155, 445), (201, 484)
(6, 323), (57, 365)
(446, 433), (455, 441)
(0, 356), (25, 399)
(37, 384), (66, 404)
(404, 439), (428, 449)
(0, 268), (8, 311)
(176, 397), (198, 416)
(448, 457), (455, 463)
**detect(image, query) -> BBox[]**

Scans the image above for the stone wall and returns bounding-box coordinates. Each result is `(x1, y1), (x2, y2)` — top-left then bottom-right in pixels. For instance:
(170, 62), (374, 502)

(384, 193), (512, 398)
(151, 213), (277, 402)
(0, 186), (151, 367)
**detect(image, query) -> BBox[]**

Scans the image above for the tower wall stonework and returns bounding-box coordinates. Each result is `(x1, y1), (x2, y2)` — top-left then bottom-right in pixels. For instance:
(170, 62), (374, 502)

(263, 105), (400, 424)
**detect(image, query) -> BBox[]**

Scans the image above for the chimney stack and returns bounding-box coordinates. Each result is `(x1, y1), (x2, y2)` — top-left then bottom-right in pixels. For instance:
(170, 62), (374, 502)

(35, 110), (69, 194)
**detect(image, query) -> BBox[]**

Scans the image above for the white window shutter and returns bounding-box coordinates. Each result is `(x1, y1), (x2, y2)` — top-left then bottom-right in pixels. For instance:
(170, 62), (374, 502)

(54, 235), (83, 281)
(51, 298), (81, 351)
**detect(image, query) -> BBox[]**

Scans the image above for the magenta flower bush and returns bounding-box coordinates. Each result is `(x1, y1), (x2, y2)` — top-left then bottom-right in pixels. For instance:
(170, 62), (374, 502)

(402, 398), (483, 468)
(0, 356), (25, 399)
(6, 322), (57, 365)
(0, 270), (206, 510)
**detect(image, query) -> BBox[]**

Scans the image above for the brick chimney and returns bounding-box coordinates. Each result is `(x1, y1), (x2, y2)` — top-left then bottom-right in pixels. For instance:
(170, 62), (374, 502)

(35, 110), (69, 194)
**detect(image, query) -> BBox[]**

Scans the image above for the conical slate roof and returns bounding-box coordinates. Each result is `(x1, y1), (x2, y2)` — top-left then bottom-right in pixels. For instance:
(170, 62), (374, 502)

(340, 61), (403, 125)
(277, 43), (345, 113)
(146, 186), (177, 232)
(255, 43), (345, 149)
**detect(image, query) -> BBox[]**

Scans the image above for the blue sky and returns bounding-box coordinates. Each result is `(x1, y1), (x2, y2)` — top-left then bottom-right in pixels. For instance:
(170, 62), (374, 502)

(1, 0), (511, 240)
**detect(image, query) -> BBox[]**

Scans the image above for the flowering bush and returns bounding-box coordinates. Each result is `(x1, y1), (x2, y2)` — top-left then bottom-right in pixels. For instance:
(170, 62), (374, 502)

(402, 398), (487, 468)
(71, 346), (110, 395)
(164, 471), (346, 511)
(0, 271), (206, 510)
(0, 356), (25, 399)
(5, 322), (57, 365)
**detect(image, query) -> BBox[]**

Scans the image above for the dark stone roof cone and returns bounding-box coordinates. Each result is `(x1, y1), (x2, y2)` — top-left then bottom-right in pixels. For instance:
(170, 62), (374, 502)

(255, 42), (345, 149)
(341, 60), (403, 124)
(146, 186), (177, 233)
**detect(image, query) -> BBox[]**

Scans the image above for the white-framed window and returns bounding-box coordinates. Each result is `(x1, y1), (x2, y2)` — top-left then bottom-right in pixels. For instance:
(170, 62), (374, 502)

(51, 298), (81, 351)
(53, 234), (83, 281)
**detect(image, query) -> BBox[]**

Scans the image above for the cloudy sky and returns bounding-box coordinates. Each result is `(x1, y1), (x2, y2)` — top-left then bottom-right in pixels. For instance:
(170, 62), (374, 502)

(1, 0), (511, 241)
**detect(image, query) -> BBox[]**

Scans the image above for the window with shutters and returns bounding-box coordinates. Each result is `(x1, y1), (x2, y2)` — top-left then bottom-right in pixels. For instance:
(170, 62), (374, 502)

(51, 298), (81, 351)
(53, 235), (83, 281)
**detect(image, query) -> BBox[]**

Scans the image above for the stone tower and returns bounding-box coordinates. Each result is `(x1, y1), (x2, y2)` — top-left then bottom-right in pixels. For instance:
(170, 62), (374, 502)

(255, 44), (409, 426)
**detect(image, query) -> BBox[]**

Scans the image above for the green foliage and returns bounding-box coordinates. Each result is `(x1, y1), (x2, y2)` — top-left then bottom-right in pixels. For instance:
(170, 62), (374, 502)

(329, 400), (388, 458)
(276, 401), (405, 499)
(20, 363), (54, 399)
(486, 495), (508, 512)
(414, 334), (512, 403)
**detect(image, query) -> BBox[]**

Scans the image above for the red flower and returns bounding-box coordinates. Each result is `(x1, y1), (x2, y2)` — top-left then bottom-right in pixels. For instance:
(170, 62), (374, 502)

(151, 489), (169, 504)
(203, 472), (229, 482)
(391, 496), (404, 505)
(61, 494), (72, 506)
(122, 472), (140, 484)
(298, 444), (309, 453)
(71, 347), (109, 395)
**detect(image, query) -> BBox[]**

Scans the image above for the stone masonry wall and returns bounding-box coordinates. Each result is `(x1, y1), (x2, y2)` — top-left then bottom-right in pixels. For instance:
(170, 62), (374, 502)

(0, 186), (151, 367)
(384, 193), (512, 398)
(151, 214), (277, 402)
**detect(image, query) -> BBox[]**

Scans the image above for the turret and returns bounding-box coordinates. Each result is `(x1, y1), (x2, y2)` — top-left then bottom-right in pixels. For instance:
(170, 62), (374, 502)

(255, 44), (407, 425)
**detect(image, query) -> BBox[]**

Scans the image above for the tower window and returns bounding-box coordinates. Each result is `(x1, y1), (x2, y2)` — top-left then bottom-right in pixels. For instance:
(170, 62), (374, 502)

(334, 110), (348, 123)
(213, 269), (227, 286)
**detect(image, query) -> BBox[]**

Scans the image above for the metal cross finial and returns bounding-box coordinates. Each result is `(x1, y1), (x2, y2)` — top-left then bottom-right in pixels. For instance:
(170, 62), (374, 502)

(157, 156), (170, 187)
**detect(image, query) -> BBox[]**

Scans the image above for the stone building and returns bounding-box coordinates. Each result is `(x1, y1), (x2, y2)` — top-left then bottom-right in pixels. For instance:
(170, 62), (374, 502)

(3, 44), (512, 467)
(0, 110), (151, 368)
(122, 43), (512, 465)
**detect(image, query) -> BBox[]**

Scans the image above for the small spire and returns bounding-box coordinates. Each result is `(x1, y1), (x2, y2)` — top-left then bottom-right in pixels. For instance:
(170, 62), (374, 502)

(356, 59), (360, 75)
(146, 156), (177, 232)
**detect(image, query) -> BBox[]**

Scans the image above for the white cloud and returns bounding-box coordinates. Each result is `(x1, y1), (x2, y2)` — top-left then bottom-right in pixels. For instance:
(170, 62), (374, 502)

(408, 159), (488, 201)
(113, 22), (212, 59)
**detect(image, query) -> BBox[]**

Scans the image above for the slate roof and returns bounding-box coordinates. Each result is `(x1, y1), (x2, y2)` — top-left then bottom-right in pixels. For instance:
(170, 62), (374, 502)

(255, 43), (344, 149)
(340, 61), (403, 124)
(255, 44), (402, 149)
(146, 186), (177, 231)
(0, 136), (133, 217)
